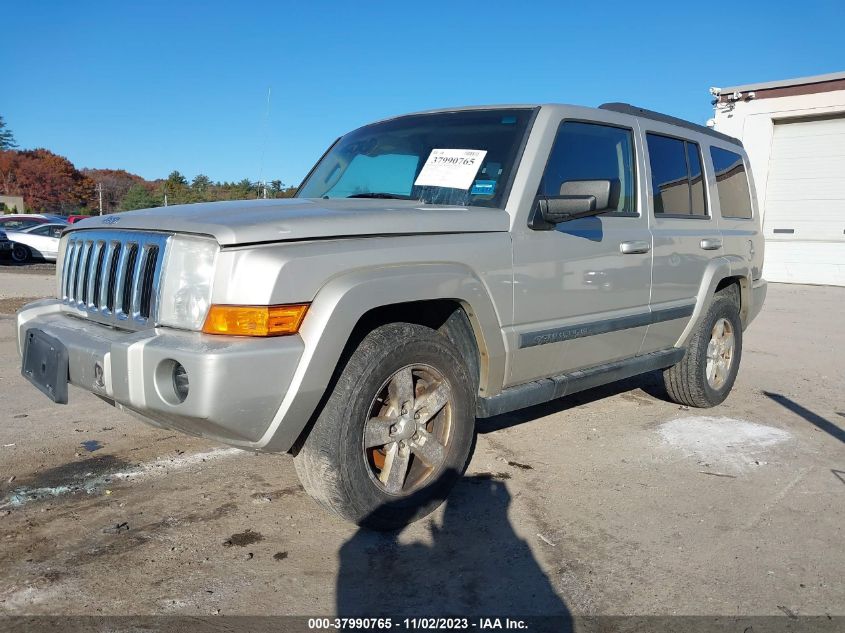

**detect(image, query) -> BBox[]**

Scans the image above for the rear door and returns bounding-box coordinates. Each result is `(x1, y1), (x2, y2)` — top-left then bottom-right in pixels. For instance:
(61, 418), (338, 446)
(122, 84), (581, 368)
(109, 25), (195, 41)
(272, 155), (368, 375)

(639, 126), (722, 352)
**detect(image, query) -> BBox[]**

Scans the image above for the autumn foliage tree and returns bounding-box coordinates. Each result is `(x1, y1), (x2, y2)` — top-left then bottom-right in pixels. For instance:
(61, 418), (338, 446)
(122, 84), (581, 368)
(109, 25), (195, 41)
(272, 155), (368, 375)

(0, 149), (96, 213)
(0, 137), (296, 214)
(82, 168), (145, 214)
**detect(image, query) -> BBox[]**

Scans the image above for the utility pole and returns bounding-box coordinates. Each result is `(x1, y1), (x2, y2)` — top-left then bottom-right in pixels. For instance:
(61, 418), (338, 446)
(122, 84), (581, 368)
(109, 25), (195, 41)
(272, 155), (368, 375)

(96, 182), (103, 215)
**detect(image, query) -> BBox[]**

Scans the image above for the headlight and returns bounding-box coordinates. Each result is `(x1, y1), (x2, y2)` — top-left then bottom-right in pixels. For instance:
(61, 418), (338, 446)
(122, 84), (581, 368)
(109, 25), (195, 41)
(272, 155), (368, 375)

(158, 235), (219, 330)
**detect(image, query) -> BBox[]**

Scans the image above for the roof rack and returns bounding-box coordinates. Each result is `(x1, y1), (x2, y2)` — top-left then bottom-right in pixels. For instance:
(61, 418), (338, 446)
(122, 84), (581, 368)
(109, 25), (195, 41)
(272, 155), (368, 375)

(599, 103), (740, 145)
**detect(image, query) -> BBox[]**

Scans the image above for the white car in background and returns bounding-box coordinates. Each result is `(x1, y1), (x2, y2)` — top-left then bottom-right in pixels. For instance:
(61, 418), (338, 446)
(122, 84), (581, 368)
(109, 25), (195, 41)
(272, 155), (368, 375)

(7, 223), (66, 263)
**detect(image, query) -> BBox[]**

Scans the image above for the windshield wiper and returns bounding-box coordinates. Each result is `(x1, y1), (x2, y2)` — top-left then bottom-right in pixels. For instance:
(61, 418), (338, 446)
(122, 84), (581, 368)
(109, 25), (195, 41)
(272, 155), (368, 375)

(346, 192), (414, 200)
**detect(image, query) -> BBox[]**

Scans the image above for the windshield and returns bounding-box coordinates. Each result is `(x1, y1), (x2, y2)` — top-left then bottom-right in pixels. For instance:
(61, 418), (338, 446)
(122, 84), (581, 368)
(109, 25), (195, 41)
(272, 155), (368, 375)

(297, 108), (536, 208)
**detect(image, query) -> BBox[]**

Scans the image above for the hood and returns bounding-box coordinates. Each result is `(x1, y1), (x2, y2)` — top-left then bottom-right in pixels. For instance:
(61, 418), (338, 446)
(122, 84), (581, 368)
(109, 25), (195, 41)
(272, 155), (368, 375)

(70, 198), (510, 246)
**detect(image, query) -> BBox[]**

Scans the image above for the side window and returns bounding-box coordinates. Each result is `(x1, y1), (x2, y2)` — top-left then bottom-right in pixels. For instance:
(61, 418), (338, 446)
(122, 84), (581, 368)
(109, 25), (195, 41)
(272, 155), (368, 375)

(710, 147), (753, 219)
(0, 219), (30, 230)
(29, 225), (51, 236)
(539, 121), (636, 214)
(647, 133), (708, 217)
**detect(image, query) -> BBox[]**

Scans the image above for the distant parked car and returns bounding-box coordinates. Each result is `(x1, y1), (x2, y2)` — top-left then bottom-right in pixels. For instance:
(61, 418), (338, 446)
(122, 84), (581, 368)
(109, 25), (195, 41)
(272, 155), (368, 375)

(0, 214), (69, 232)
(40, 214), (70, 223)
(0, 229), (13, 256)
(6, 223), (66, 263)
(67, 215), (90, 224)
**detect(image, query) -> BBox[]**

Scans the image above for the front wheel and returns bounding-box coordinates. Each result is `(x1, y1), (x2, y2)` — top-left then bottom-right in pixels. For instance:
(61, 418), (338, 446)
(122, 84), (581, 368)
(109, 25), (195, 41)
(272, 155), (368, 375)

(11, 243), (30, 264)
(663, 286), (743, 408)
(294, 322), (476, 530)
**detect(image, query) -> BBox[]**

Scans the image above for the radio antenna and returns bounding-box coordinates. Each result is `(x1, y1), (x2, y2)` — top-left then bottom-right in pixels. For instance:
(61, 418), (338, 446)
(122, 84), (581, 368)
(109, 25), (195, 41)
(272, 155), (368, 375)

(258, 87), (271, 199)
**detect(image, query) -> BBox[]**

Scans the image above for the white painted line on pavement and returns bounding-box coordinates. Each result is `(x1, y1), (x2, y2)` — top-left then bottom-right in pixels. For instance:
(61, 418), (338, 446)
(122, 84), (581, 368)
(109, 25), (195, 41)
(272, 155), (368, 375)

(0, 447), (242, 509)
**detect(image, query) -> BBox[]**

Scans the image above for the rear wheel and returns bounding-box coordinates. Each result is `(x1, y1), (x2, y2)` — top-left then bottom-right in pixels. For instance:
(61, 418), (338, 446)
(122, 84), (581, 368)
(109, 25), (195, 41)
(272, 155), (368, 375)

(11, 243), (30, 264)
(663, 285), (743, 408)
(294, 322), (476, 530)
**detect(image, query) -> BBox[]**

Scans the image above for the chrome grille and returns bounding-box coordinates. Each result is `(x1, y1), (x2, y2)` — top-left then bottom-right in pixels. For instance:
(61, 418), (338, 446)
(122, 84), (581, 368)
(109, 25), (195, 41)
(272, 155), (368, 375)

(61, 230), (170, 329)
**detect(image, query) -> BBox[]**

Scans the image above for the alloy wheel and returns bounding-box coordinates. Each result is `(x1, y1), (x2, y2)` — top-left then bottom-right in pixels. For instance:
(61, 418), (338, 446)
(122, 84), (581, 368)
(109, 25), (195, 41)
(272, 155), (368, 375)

(362, 364), (453, 495)
(706, 317), (735, 390)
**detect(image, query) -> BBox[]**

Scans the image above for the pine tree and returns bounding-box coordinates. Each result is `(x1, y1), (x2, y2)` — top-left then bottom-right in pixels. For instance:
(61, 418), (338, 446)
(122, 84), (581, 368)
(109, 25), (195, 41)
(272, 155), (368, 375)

(0, 116), (18, 150)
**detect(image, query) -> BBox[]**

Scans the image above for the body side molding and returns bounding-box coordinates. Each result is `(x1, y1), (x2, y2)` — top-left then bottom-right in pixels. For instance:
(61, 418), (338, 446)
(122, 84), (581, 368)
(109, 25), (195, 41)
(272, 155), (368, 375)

(518, 304), (694, 349)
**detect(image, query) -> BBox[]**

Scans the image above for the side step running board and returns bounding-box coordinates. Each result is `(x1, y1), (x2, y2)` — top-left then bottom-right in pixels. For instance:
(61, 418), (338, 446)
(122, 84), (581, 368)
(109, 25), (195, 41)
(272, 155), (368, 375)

(476, 348), (685, 418)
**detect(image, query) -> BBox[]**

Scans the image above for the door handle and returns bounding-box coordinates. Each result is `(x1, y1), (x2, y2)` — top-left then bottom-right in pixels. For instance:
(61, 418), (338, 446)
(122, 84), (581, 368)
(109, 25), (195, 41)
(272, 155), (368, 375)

(619, 240), (651, 254)
(700, 238), (723, 251)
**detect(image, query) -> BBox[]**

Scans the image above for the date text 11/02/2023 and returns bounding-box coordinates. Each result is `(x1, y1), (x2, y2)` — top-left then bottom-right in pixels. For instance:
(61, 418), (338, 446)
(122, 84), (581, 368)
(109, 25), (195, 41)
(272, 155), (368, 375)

(307, 618), (530, 630)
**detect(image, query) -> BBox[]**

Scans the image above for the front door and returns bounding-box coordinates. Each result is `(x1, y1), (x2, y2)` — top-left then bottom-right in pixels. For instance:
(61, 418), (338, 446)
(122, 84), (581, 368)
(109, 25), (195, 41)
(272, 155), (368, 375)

(509, 115), (652, 386)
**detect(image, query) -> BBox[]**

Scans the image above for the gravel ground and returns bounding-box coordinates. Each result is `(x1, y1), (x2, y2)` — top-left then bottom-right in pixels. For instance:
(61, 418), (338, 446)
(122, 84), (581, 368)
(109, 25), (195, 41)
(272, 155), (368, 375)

(0, 281), (842, 618)
(0, 261), (56, 276)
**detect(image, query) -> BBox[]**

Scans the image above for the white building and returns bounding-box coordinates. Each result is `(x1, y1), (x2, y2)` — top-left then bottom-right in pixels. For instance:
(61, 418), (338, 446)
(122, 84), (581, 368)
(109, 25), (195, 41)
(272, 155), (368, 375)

(712, 71), (845, 286)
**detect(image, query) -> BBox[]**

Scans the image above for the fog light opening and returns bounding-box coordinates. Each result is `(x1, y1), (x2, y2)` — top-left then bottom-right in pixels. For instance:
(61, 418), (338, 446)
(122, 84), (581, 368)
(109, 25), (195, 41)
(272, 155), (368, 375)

(93, 362), (105, 389)
(172, 362), (189, 403)
(155, 359), (190, 406)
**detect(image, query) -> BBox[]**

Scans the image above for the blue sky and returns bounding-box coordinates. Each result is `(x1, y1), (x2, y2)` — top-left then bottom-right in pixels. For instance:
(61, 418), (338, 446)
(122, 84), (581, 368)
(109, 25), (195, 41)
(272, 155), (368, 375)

(4, 1), (843, 185)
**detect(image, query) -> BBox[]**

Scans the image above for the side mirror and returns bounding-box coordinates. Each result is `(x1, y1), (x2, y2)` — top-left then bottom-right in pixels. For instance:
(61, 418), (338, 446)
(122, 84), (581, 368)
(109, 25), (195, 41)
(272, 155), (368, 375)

(531, 179), (620, 229)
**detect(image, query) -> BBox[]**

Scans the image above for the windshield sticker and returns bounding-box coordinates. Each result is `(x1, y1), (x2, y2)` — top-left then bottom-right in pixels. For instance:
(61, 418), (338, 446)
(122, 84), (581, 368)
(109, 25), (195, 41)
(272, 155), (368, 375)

(414, 149), (488, 190)
(470, 180), (497, 196)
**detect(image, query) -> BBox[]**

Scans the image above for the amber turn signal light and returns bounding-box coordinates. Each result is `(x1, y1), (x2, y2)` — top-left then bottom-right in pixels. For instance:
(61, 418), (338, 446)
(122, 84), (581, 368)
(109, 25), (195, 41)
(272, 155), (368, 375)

(202, 304), (309, 336)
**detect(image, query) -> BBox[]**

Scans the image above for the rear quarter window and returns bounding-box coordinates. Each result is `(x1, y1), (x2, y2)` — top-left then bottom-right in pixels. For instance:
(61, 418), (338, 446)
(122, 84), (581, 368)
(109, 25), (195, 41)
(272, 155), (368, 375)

(710, 147), (753, 219)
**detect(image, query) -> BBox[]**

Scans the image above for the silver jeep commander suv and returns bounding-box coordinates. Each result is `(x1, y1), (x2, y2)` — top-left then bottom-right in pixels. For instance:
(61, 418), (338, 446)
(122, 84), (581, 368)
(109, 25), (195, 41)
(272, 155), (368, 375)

(17, 103), (766, 529)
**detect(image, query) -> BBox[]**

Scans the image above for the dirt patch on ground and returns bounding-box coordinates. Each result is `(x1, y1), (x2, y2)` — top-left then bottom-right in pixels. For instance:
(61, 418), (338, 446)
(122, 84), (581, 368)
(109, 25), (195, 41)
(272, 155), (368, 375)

(0, 296), (40, 315)
(222, 530), (264, 547)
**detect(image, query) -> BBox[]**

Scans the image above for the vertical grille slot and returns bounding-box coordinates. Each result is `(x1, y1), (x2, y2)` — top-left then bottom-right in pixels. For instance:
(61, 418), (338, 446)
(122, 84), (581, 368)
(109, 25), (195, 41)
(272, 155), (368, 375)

(121, 243), (139, 316)
(91, 242), (106, 308)
(72, 242), (88, 303)
(63, 242), (78, 300)
(61, 230), (170, 329)
(106, 243), (121, 312)
(80, 242), (94, 306)
(139, 246), (159, 319)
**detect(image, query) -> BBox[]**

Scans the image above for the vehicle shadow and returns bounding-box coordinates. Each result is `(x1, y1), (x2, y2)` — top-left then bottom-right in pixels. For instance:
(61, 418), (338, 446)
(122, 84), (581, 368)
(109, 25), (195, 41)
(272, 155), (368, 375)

(336, 471), (572, 625)
(478, 370), (667, 434)
(764, 390), (845, 444)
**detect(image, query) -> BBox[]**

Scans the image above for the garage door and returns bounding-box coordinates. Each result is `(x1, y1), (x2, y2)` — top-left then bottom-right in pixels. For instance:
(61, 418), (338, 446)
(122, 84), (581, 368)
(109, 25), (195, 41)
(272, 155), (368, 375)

(764, 114), (845, 285)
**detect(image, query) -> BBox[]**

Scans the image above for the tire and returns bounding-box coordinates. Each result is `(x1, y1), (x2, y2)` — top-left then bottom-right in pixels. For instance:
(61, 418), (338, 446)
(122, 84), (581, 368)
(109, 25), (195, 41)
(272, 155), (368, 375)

(663, 285), (743, 408)
(11, 243), (30, 264)
(294, 322), (476, 530)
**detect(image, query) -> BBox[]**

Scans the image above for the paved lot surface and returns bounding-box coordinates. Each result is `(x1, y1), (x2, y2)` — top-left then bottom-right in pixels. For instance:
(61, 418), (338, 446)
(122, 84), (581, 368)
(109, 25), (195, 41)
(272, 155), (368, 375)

(0, 271), (842, 617)
(0, 266), (55, 315)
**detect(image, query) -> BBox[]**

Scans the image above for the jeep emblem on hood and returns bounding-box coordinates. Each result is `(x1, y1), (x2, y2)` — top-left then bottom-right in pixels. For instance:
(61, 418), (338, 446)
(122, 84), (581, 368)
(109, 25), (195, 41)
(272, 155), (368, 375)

(102, 216), (120, 225)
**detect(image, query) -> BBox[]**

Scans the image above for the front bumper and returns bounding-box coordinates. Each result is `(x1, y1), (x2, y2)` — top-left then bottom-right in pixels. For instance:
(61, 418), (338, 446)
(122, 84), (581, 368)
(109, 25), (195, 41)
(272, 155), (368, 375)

(17, 300), (304, 447)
